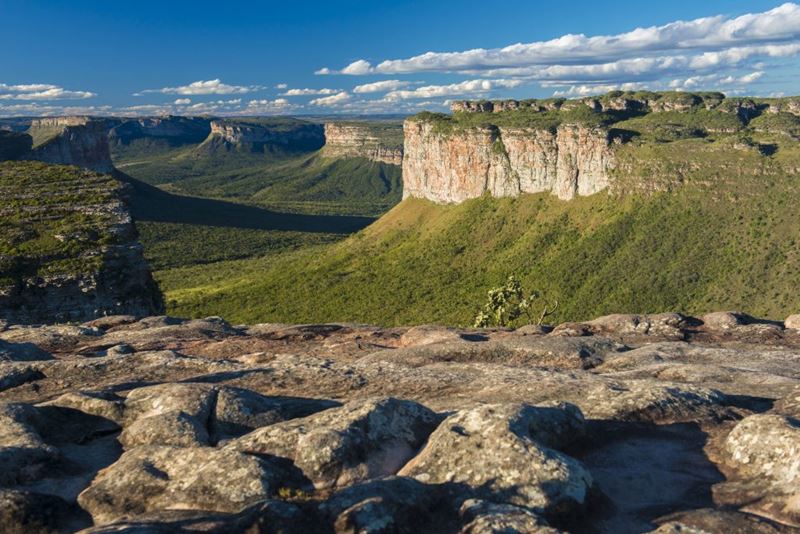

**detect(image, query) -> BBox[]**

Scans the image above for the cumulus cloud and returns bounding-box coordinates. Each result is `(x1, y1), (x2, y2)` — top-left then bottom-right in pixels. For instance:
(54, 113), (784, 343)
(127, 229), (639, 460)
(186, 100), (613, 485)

(0, 83), (96, 100)
(310, 91), (351, 106)
(137, 79), (262, 95)
(281, 87), (338, 96)
(275, 83), (288, 89)
(317, 3), (800, 96)
(174, 98), (191, 105)
(385, 79), (523, 100)
(360, 3), (800, 74)
(353, 80), (416, 93)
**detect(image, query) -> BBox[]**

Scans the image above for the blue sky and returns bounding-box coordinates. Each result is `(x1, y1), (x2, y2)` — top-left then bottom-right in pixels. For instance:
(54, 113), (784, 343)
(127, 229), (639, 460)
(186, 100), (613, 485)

(1, 0), (799, 116)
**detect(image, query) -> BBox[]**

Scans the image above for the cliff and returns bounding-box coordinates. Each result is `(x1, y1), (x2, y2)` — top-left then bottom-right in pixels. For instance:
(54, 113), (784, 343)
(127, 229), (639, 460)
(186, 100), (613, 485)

(109, 116), (211, 146)
(0, 161), (163, 324)
(25, 117), (115, 173)
(203, 118), (324, 153)
(0, 130), (32, 161)
(322, 122), (404, 165)
(406, 91), (800, 204)
(403, 120), (614, 202)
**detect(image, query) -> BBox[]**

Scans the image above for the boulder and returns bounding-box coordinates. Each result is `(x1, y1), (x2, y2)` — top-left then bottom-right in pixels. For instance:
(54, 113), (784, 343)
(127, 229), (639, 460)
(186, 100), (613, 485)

(77, 445), (295, 525)
(785, 314), (800, 330)
(398, 403), (592, 516)
(584, 313), (687, 341)
(229, 397), (441, 489)
(320, 477), (443, 533)
(701, 311), (752, 331)
(723, 414), (800, 485)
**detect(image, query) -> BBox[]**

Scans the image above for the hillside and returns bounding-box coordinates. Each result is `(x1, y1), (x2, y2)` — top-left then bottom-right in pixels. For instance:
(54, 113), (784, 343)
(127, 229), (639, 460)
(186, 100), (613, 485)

(158, 92), (800, 325)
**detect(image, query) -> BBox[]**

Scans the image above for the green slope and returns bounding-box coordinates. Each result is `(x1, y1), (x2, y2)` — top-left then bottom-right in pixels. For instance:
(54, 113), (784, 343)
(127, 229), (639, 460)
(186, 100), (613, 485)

(156, 130), (800, 326)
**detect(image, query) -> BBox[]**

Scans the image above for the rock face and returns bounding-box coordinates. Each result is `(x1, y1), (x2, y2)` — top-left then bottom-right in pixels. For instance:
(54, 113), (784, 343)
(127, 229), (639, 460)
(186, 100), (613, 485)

(0, 161), (163, 324)
(322, 122), (404, 165)
(205, 118), (324, 152)
(25, 117), (114, 173)
(402, 120), (615, 202)
(410, 91), (800, 204)
(108, 116), (211, 146)
(0, 311), (799, 531)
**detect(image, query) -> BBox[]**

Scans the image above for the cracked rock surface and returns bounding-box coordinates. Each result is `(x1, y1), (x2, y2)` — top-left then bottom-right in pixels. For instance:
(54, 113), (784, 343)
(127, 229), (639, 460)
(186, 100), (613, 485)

(0, 311), (800, 532)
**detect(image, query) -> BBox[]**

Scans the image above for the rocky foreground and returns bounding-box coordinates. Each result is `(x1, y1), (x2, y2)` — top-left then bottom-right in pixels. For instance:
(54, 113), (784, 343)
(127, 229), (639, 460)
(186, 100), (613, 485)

(1, 312), (799, 533)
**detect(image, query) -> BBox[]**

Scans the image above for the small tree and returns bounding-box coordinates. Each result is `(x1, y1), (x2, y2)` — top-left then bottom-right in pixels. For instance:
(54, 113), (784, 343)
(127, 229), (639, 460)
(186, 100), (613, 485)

(473, 275), (558, 328)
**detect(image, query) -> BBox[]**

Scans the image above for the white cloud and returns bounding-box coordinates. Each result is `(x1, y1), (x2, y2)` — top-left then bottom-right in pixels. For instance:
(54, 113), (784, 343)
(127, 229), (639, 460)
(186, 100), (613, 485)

(138, 79), (262, 95)
(310, 91), (351, 106)
(282, 88), (338, 96)
(314, 67), (333, 75)
(362, 3), (800, 74)
(385, 79), (524, 100)
(0, 83), (96, 100)
(341, 60), (373, 75)
(174, 98), (192, 105)
(275, 83), (288, 89)
(353, 80), (415, 94)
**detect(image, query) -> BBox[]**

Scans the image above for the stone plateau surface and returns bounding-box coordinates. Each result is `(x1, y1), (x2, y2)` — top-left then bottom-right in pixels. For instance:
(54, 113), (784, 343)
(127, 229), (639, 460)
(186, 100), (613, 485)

(1, 311), (799, 532)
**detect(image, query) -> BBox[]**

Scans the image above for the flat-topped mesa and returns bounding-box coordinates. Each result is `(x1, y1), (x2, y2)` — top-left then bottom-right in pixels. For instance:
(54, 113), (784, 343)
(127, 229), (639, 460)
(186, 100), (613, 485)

(403, 118), (615, 203)
(408, 91), (800, 204)
(109, 116), (211, 145)
(322, 122), (404, 165)
(206, 118), (324, 151)
(25, 116), (115, 173)
(450, 93), (800, 117)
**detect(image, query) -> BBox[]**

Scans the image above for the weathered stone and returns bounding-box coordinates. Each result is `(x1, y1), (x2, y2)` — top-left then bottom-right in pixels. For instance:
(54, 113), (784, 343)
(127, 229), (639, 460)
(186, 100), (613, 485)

(786, 314), (800, 330)
(723, 414), (800, 485)
(399, 403), (592, 516)
(77, 446), (293, 525)
(320, 477), (443, 534)
(323, 123), (403, 165)
(42, 391), (125, 423)
(459, 499), (559, 534)
(0, 404), (59, 484)
(0, 490), (82, 534)
(229, 397), (441, 489)
(0, 339), (52, 362)
(584, 313), (687, 341)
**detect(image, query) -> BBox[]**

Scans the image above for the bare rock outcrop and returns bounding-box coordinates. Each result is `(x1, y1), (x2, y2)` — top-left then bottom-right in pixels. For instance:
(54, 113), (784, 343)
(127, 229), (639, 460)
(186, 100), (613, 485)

(205, 118), (324, 152)
(322, 122), (403, 165)
(0, 311), (798, 531)
(25, 117), (114, 173)
(402, 119), (615, 202)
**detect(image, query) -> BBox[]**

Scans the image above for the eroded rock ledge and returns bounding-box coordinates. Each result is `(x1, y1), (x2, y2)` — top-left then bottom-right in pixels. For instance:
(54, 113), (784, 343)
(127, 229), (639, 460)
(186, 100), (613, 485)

(0, 310), (799, 532)
(322, 122), (404, 165)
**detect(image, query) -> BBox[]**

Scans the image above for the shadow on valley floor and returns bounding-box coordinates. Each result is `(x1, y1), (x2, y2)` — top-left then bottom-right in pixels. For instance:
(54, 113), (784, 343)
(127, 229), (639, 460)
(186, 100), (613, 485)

(115, 171), (375, 234)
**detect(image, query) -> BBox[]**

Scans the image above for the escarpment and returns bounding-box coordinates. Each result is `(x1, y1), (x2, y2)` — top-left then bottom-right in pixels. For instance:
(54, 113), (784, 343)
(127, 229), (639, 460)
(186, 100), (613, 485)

(203, 118), (324, 152)
(108, 116), (211, 146)
(0, 161), (163, 324)
(406, 91), (800, 204)
(322, 122), (404, 165)
(25, 116), (115, 173)
(403, 120), (615, 202)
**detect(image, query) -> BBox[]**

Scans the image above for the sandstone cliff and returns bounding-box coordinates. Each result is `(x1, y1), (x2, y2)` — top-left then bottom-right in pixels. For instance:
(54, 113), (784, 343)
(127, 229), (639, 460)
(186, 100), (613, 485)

(403, 120), (614, 202)
(204, 118), (324, 152)
(322, 122), (403, 165)
(25, 117), (115, 173)
(408, 91), (800, 204)
(0, 161), (163, 324)
(108, 116), (211, 146)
